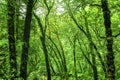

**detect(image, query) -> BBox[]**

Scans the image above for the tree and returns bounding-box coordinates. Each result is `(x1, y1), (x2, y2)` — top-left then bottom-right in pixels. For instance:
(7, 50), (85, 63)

(101, 0), (115, 79)
(15, 0), (20, 41)
(20, 0), (34, 79)
(33, 0), (54, 80)
(0, 0), (119, 79)
(66, 2), (99, 80)
(7, 0), (17, 79)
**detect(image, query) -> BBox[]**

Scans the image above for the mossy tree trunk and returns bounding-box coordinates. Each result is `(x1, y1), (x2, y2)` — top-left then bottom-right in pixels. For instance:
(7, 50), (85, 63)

(20, 0), (34, 80)
(7, 0), (17, 79)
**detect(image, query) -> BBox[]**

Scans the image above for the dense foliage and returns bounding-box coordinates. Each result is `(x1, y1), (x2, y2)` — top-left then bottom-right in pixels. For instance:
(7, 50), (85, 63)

(0, 0), (120, 80)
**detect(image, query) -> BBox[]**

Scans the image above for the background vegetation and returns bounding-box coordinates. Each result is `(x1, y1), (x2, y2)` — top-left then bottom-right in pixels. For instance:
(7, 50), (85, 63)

(0, 0), (120, 80)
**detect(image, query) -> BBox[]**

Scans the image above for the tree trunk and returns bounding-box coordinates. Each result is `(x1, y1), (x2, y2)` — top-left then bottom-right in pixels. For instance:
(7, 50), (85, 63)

(33, 12), (51, 80)
(33, 1), (52, 78)
(41, 36), (51, 80)
(84, 16), (98, 80)
(15, 0), (20, 41)
(20, 0), (33, 80)
(73, 35), (78, 80)
(101, 0), (115, 79)
(7, 0), (17, 79)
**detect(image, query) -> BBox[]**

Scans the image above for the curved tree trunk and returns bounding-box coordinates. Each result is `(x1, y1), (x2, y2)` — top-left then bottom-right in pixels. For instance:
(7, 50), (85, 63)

(33, 12), (51, 80)
(84, 16), (98, 80)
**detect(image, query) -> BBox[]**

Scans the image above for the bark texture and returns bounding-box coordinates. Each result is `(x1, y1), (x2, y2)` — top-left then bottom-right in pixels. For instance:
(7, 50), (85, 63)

(101, 0), (115, 79)
(20, 0), (33, 80)
(7, 0), (17, 79)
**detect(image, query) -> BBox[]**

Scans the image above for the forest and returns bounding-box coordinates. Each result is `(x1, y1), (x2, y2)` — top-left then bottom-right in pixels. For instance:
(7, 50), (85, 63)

(0, 0), (120, 80)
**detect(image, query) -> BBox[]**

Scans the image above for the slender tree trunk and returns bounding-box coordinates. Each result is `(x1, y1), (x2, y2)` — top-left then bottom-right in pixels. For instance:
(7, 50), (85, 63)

(56, 34), (68, 80)
(84, 16), (98, 80)
(33, 1), (53, 78)
(41, 36), (51, 80)
(73, 35), (78, 80)
(7, 0), (17, 79)
(20, 0), (33, 80)
(101, 0), (115, 80)
(15, 0), (20, 41)
(33, 12), (51, 80)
